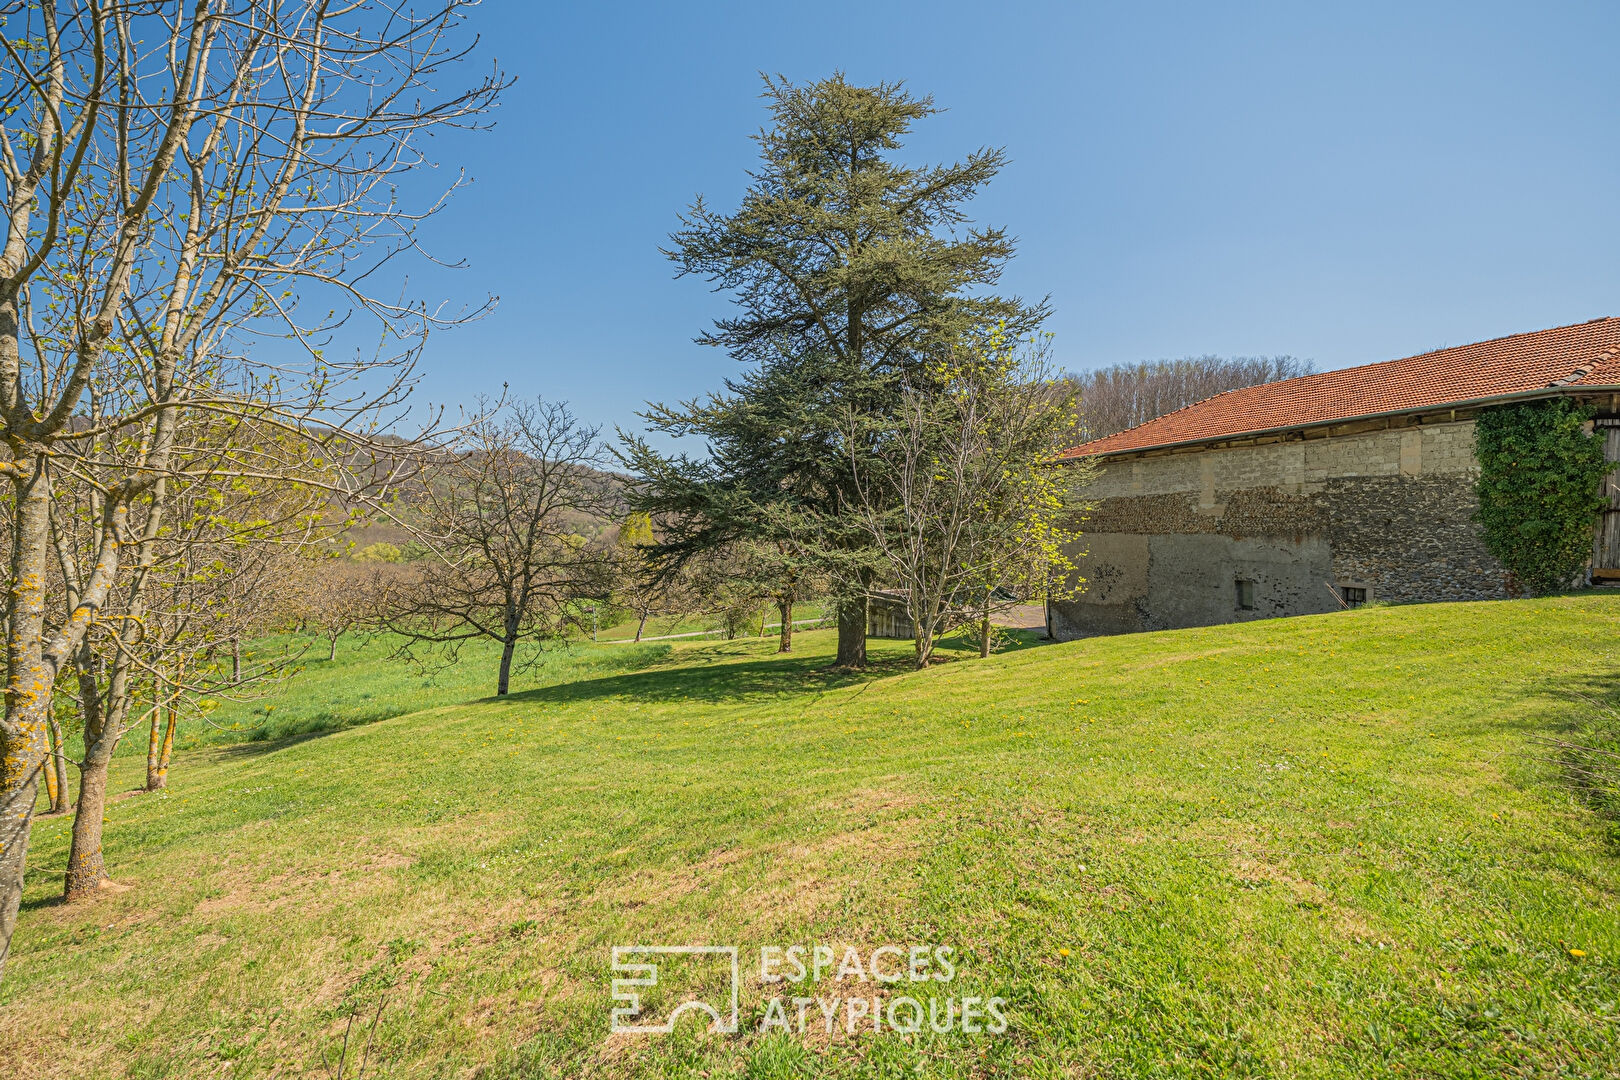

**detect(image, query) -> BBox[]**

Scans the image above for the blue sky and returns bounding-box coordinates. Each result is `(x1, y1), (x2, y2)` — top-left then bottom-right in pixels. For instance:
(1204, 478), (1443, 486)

(403, 1), (1620, 437)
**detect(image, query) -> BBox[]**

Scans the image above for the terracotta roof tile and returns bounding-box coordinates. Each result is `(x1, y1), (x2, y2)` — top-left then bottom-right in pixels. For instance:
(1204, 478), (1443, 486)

(1061, 317), (1620, 458)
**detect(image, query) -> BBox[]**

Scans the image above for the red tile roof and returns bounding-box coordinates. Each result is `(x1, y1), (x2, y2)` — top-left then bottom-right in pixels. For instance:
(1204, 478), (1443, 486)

(1061, 318), (1620, 458)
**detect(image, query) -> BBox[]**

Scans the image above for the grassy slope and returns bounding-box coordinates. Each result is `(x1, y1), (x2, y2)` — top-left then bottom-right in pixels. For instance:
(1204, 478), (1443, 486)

(594, 602), (831, 643)
(173, 609), (831, 749)
(180, 633), (677, 746)
(4, 598), (1619, 1079)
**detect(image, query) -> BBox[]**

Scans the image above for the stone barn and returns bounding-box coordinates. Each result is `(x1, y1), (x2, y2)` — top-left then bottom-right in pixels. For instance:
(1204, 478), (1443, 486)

(867, 590), (916, 639)
(1046, 318), (1620, 640)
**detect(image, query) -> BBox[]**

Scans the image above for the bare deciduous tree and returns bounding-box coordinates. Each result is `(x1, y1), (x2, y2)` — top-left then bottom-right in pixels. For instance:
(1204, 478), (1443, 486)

(295, 557), (395, 661)
(849, 333), (1092, 668)
(0, 1), (504, 974)
(610, 512), (699, 644)
(380, 400), (616, 695)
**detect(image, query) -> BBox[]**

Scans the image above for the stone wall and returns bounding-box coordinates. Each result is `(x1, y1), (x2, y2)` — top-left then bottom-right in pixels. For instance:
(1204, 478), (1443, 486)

(1048, 418), (1510, 639)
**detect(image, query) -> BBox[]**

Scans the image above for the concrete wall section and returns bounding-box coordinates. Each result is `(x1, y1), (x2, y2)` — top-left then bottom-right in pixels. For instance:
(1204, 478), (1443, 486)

(1056, 533), (1151, 636)
(1051, 532), (1336, 639)
(1146, 534), (1337, 628)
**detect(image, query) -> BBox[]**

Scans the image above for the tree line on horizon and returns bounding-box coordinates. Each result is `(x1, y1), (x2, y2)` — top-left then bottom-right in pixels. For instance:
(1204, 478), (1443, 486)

(1064, 355), (1314, 443)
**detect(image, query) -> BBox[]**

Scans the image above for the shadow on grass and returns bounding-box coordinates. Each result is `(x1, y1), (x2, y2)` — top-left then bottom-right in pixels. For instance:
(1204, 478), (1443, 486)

(18, 892), (64, 915)
(203, 642), (902, 752)
(213, 727), (352, 759)
(499, 628), (1052, 710)
(207, 630), (1055, 751)
(498, 650), (909, 709)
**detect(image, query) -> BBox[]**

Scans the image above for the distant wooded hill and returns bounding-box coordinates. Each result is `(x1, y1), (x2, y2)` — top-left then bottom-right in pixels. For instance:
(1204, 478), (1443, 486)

(333, 440), (627, 558)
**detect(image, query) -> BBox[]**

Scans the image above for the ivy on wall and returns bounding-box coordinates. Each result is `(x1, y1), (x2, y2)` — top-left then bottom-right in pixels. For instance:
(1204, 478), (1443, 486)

(1474, 397), (1612, 595)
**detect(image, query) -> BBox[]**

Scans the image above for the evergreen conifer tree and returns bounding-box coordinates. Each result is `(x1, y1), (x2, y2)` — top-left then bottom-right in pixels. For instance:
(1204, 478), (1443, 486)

(627, 74), (1044, 668)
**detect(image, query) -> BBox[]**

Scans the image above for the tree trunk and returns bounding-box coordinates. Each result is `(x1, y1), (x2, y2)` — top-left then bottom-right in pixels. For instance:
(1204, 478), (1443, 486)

(328, 633), (338, 661)
(153, 709), (175, 791)
(911, 593), (938, 670)
(145, 692), (163, 791)
(777, 595), (793, 654)
(67, 470), (167, 901)
(497, 634), (516, 696)
(835, 594), (867, 669)
(42, 739), (58, 809)
(978, 587), (995, 658)
(65, 663), (123, 901)
(47, 714), (69, 815)
(147, 656), (181, 792)
(230, 635), (241, 684)
(634, 613), (647, 643)
(0, 712), (44, 970)
(64, 757), (111, 900)
(2, 482), (129, 972)
(1, 457), (58, 979)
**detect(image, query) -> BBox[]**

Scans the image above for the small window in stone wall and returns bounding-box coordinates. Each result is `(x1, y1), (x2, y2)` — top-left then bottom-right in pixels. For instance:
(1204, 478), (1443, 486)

(1341, 586), (1368, 608)
(1235, 579), (1256, 611)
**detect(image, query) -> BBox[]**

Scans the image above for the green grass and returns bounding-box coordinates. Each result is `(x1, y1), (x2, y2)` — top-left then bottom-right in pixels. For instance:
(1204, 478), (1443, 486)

(593, 602), (832, 642)
(180, 633), (675, 747)
(5, 597), (1620, 1078)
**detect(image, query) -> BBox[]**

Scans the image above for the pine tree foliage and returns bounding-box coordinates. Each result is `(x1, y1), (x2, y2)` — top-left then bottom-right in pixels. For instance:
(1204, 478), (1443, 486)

(626, 74), (1046, 668)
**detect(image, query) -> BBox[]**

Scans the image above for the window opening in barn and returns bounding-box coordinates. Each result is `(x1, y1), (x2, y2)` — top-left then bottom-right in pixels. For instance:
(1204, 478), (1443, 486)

(1235, 579), (1256, 611)
(1340, 586), (1367, 608)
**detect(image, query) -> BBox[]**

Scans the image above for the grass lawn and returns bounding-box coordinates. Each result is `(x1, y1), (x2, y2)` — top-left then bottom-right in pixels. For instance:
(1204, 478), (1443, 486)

(4, 597), (1619, 1078)
(177, 633), (677, 747)
(594, 602), (832, 643)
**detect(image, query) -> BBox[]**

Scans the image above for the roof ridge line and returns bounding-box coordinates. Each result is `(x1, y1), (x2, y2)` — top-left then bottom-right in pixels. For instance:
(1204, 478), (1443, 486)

(1063, 317), (1620, 458)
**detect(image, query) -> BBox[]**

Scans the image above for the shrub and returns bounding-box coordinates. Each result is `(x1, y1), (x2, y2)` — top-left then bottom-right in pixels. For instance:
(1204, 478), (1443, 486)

(1474, 398), (1611, 594)
(353, 541), (404, 563)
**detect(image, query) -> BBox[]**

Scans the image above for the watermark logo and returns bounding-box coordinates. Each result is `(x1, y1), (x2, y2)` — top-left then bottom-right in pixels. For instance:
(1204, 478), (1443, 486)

(610, 945), (740, 1034)
(610, 943), (1006, 1036)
